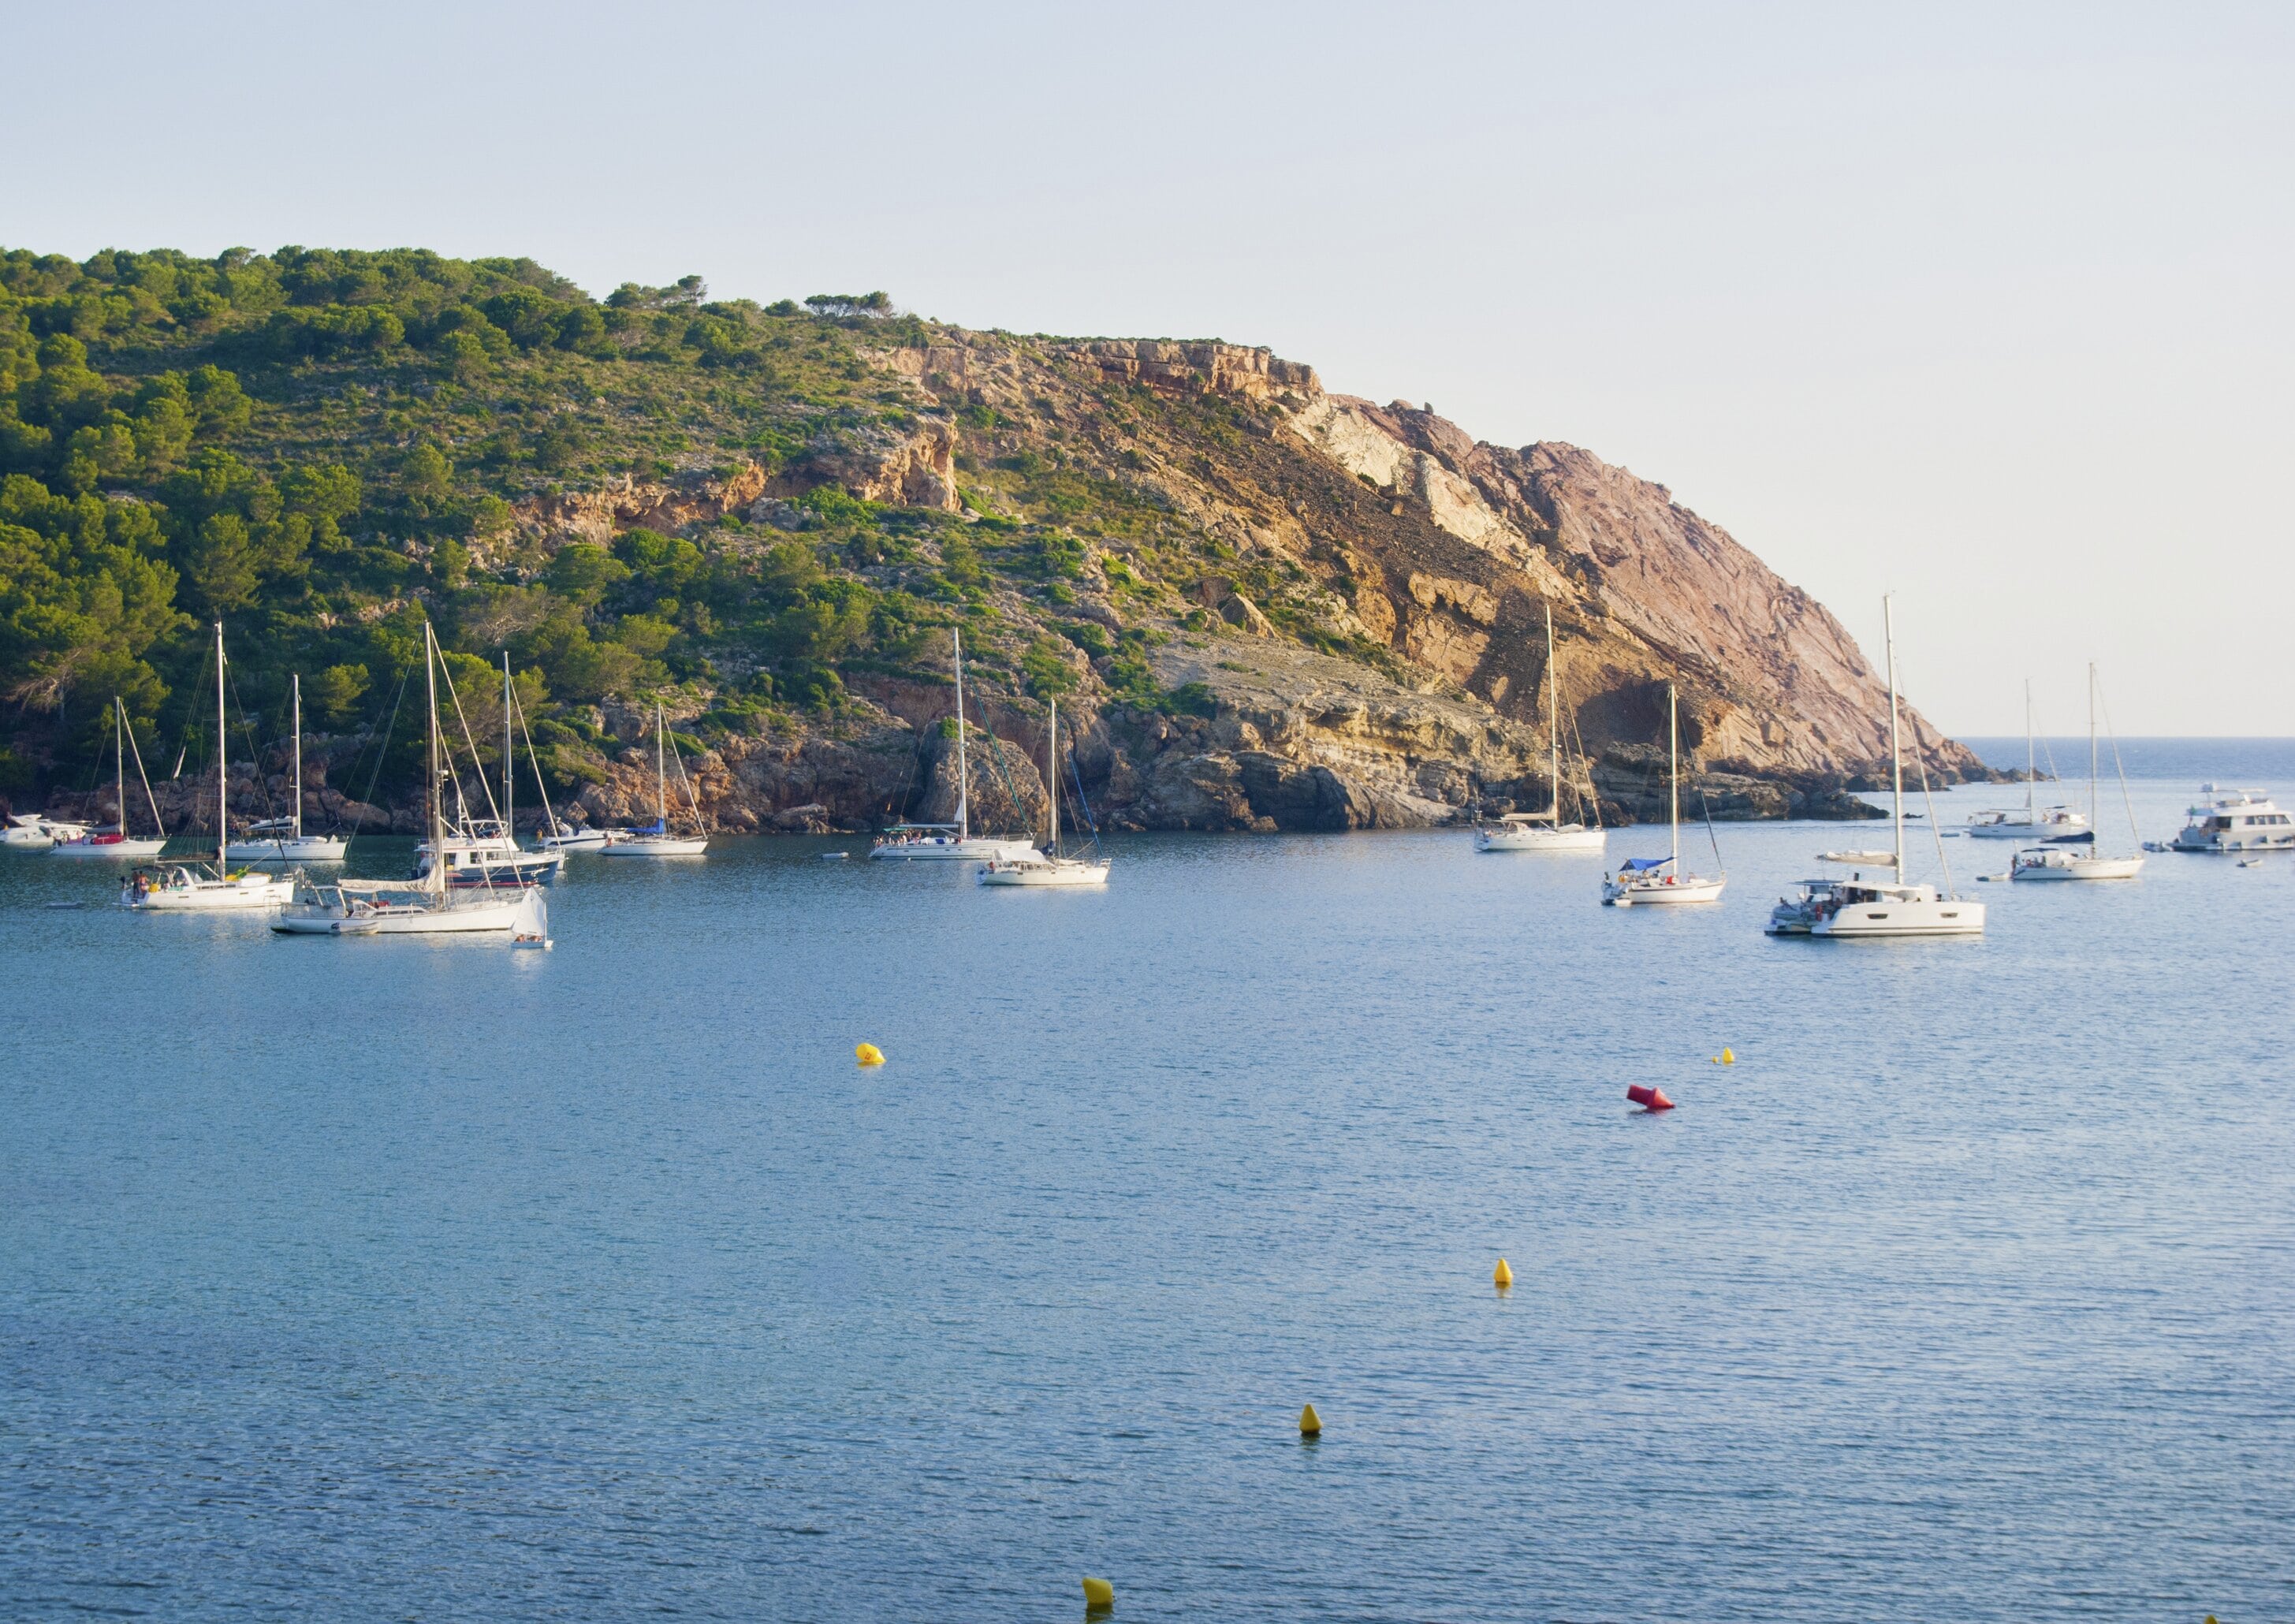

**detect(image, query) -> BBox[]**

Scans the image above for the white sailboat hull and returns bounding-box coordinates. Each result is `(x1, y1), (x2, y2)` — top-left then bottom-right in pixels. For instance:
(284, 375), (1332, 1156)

(274, 888), (546, 936)
(1603, 874), (1725, 906)
(598, 836), (709, 856)
(870, 836), (1041, 862)
(1477, 824), (1606, 852)
(2011, 853), (2145, 881)
(122, 869), (296, 911)
(50, 836), (169, 859)
(977, 858), (1110, 887)
(227, 835), (348, 861)
(1812, 896), (1985, 936)
(1966, 817), (2087, 840)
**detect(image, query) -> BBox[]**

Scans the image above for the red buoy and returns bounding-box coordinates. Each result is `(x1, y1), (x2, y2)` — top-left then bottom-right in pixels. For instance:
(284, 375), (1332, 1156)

(1626, 1084), (1675, 1112)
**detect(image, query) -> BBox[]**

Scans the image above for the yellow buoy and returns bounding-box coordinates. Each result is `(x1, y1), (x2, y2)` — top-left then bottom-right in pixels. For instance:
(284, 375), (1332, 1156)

(1493, 1258), (1514, 1289)
(1721, 1046), (1735, 1065)
(1298, 1402), (1321, 1436)
(855, 1042), (885, 1067)
(1082, 1576), (1115, 1611)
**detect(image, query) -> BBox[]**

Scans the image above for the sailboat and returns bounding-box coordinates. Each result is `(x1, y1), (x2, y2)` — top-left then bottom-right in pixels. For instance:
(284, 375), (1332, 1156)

(870, 628), (1045, 862)
(51, 698), (169, 858)
(1479, 603), (1606, 853)
(226, 675), (348, 861)
(978, 698), (1112, 887)
(274, 623), (550, 938)
(598, 698), (710, 856)
(2012, 664), (2144, 881)
(1601, 683), (1725, 905)
(1767, 597), (1985, 937)
(121, 623), (297, 911)
(412, 654), (567, 885)
(1964, 682), (2087, 840)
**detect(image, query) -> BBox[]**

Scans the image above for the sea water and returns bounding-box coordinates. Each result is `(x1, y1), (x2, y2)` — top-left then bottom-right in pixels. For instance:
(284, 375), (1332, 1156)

(3, 747), (2290, 1621)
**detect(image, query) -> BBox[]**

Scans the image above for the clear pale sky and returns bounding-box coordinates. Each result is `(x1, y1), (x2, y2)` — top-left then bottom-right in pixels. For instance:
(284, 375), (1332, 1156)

(11, 2), (2289, 734)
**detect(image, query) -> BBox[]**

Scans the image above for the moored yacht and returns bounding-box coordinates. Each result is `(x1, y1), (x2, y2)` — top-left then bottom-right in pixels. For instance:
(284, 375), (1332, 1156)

(1966, 681), (2086, 840)
(225, 676), (348, 861)
(51, 698), (169, 859)
(2169, 786), (2295, 853)
(595, 698), (710, 856)
(2011, 663), (2144, 881)
(1478, 603), (1605, 854)
(5, 813), (89, 849)
(978, 698), (1111, 888)
(1768, 598), (1982, 938)
(1601, 683), (1724, 905)
(121, 623), (296, 912)
(871, 628), (1042, 864)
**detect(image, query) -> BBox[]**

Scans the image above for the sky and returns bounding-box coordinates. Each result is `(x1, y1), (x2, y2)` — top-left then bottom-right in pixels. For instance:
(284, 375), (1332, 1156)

(9, 1), (2291, 734)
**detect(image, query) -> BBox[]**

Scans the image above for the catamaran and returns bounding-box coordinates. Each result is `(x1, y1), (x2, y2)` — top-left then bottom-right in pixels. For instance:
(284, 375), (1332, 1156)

(121, 623), (297, 911)
(872, 628), (1042, 862)
(1768, 598), (1984, 937)
(1601, 683), (1724, 905)
(978, 698), (1112, 887)
(2011, 663), (2144, 881)
(274, 623), (550, 938)
(1965, 682), (2088, 840)
(51, 698), (168, 859)
(598, 698), (710, 856)
(226, 675), (348, 861)
(1479, 603), (1606, 853)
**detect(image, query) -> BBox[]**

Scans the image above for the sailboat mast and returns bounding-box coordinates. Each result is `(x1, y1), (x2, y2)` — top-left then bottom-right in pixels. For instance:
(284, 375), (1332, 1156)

(1546, 603), (1561, 821)
(656, 701), (668, 826)
(1668, 683), (1680, 869)
(2023, 680), (2035, 818)
(2088, 661), (2099, 834)
(291, 674), (303, 840)
(501, 656), (513, 837)
(425, 624), (445, 894)
(214, 620), (227, 867)
(115, 698), (126, 837)
(1885, 596), (1904, 878)
(953, 628), (970, 843)
(1048, 698), (1060, 850)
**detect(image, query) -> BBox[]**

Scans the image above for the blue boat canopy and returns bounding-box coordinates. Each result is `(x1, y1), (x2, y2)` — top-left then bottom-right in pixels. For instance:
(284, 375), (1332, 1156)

(1621, 855), (1674, 871)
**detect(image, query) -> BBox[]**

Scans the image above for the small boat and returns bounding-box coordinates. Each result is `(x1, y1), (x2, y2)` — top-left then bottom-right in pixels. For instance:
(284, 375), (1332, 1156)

(1479, 603), (1605, 853)
(978, 698), (1111, 888)
(412, 654), (569, 883)
(226, 676), (348, 861)
(1602, 683), (1724, 906)
(539, 821), (618, 851)
(2012, 665), (2144, 881)
(871, 629), (1043, 863)
(121, 622), (296, 912)
(598, 698), (710, 856)
(275, 623), (550, 939)
(1768, 598), (1982, 937)
(2168, 785), (2295, 853)
(51, 698), (169, 859)
(1965, 683), (2088, 840)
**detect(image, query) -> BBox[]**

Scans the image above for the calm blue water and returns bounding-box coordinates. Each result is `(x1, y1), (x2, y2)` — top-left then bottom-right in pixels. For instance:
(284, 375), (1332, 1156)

(5, 751), (2293, 1622)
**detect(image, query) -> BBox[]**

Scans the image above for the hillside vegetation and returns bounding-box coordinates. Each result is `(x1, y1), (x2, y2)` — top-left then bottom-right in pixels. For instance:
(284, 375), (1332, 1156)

(1, 243), (1977, 832)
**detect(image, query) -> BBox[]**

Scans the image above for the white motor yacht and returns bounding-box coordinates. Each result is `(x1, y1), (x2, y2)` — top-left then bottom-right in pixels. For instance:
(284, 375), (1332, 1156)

(121, 623), (296, 912)
(226, 676), (348, 861)
(597, 698), (710, 855)
(52, 698), (170, 859)
(1768, 598), (1982, 937)
(978, 698), (1110, 888)
(2169, 786), (2295, 853)
(1479, 603), (1606, 854)
(2012, 664), (2144, 881)
(1602, 683), (1724, 906)
(873, 628), (1042, 864)
(6, 813), (88, 849)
